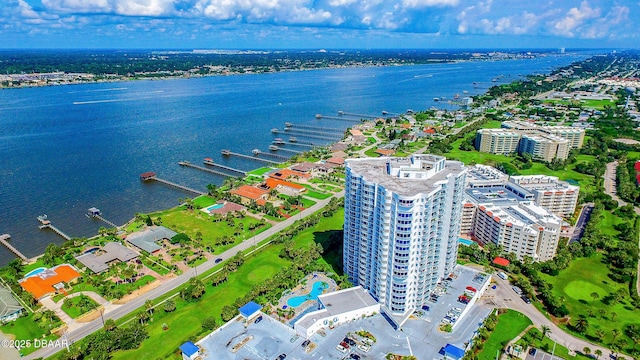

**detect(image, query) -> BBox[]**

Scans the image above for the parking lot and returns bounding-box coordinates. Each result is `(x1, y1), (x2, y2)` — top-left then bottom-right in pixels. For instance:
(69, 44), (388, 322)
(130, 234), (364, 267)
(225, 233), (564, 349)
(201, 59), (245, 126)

(196, 266), (492, 359)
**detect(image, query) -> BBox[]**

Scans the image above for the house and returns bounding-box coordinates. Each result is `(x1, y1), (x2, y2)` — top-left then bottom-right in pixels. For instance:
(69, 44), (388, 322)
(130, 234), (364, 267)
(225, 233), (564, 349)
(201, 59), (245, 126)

(268, 169), (310, 181)
(374, 149), (395, 157)
(19, 264), (82, 300)
(0, 285), (23, 322)
(230, 185), (269, 205)
(325, 157), (345, 166)
(76, 242), (139, 274)
(126, 226), (177, 254)
(264, 178), (306, 196)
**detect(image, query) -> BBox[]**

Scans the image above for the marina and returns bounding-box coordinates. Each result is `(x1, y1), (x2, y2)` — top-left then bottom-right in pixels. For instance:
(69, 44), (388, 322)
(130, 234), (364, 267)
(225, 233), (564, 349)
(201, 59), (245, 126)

(86, 207), (118, 228)
(179, 160), (238, 178)
(203, 158), (247, 176)
(139, 172), (205, 196)
(0, 234), (28, 262)
(37, 215), (72, 241)
(221, 150), (283, 164)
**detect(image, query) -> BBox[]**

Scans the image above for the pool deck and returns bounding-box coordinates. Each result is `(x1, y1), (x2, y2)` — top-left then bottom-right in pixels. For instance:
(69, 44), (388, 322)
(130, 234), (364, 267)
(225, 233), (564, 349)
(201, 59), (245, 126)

(275, 273), (337, 323)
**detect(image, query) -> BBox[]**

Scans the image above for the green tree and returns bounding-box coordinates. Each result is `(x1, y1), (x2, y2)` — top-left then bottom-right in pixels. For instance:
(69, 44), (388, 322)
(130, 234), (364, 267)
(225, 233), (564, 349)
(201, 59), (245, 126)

(163, 299), (176, 312)
(201, 316), (218, 331)
(221, 304), (237, 322)
(590, 292), (600, 304)
(540, 325), (551, 340)
(594, 349), (602, 358)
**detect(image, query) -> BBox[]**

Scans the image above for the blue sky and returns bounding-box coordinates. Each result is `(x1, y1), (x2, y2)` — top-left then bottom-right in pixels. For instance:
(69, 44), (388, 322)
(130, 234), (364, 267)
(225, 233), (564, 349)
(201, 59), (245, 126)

(2, 0), (638, 49)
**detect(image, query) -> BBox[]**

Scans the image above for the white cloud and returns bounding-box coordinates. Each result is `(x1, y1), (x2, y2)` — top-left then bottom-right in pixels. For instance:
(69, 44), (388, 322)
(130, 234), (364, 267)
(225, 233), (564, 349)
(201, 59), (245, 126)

(402, 0), (459, 9)
(551, 1), (600, 37)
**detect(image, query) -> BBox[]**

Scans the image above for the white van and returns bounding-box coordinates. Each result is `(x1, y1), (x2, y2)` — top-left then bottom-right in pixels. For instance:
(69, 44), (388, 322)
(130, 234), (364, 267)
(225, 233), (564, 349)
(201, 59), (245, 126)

(497, 272), (508, 280)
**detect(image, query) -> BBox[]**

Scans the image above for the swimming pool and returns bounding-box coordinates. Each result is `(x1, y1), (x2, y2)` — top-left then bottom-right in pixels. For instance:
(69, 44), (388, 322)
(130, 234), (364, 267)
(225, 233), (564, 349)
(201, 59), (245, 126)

(206, 203), (225, 211)
(458, 238), (474, 246)
(23, 267), (46, 279)
(287, 281), (328, 308)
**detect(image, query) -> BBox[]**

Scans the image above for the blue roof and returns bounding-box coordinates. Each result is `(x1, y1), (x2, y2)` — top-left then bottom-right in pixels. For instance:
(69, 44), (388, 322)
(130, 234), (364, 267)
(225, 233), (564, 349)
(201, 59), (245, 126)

(440, 344), (465, 360)
(239, 301), (262, 318)
(180, 341), (199, 357)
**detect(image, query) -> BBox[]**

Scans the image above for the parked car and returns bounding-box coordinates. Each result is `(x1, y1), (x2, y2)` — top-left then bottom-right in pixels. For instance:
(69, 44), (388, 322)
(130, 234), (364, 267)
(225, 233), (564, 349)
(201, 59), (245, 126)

(529, 348), (537, 356)
(521, 295), (532, 304)
(497, 272), (508, 280)
(276, 354), (287, 360)
(350, 354), (361, 360)
(345, 338), (356, 346)
(357, 344), (371, 352)
(255, 315), (263, 323)
(336, 345), (347, 353)
(340, 341), (350, 349)
(512, 286), (523, 295)
(215, 258), (222, 263)
(301, 339), (310, 347)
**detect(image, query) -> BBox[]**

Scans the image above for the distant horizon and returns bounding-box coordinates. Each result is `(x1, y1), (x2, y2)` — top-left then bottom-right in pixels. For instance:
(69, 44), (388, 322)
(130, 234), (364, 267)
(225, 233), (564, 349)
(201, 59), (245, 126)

(0, 47), (630, 51)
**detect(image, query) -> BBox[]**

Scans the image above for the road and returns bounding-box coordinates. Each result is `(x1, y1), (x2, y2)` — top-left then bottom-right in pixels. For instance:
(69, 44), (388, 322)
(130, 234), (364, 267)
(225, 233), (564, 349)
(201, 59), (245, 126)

(569, 203), (593, 244)
(27, 191), (344, 360)
(603, 161), (640, 297)
(485, 276), (618, 358)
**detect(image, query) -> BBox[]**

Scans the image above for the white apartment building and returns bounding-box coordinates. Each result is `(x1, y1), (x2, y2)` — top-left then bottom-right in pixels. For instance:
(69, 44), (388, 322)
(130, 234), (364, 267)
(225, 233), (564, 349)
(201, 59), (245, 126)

(343, 154), (467, 320)
(519, 134), (570, 161)
(509, 175), (579, 218)
(475, 129), (521, 154)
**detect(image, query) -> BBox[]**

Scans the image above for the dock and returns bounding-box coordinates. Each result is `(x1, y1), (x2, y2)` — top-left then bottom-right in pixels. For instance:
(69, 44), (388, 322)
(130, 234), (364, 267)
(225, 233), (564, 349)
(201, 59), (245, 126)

(284, 123), (344, 133)
(86, 208), (118, 228)
(282, 142), (315, 148)
(202, 158), (247, 176)
(253, 149), (290, 161)
(284, 127), (344, 136)
(179, 161), (238, 178)
(315, 114), (362, 122)
(221, 150), (282, 165)
(0, 234), (28, 262)
(279, 130), (341, 141)
(338, 110), (378, 119)
(274, 147), (301, 154)
(139, 172), (205, 196)
(37, 215), (72, 241)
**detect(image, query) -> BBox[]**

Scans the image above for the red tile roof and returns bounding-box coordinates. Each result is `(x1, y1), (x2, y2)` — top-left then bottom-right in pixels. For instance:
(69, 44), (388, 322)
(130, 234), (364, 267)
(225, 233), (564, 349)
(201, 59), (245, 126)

(20, 265), (81, 299)
(265, 178), (305, 191)
(493, 257), (510, 267)
(230, 185), (268, 200)
(375, 149), (395, 156)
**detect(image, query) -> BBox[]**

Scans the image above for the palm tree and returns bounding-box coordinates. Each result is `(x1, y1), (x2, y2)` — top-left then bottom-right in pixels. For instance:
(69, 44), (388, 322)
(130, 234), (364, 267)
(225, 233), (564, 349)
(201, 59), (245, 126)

(590, 292), (600, 304)
(598, 309), (606, 319)
(611, 312), (617, 321)
(541, 325), (551, 340)
(595, 329), (606, 340)
(611, 329), (620, 345)
(145, 300), (154, 315)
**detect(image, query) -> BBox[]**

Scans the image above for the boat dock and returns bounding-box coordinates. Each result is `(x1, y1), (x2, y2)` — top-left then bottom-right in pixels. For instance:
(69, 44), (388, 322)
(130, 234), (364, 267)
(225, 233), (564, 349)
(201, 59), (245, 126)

(315, 114), (362, 122)
(0, 234), (28, 262)
(86, 208), (118, 228)
(203, 158), (246, 176)
(338, 110), (378, 119)
(253, 149), (290, 161)
(282, 142), (315, 148)
(284, 127), (343, 136)
(274, 147), (301, 154)
(280, 130), (340, 141)
(37, 215), (72, 241)
(284, 123), (344, 133)
(179, 161), (236, 178)
(139, 172), (205, 196)
(221, 150), (282, 165)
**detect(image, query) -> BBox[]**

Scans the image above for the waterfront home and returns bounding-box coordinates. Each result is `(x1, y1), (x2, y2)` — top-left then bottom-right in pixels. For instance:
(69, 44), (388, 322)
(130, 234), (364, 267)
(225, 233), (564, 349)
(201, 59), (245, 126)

(264, 178), (306, 196)
(126, 226), (177, 254)
(0, 285), (23, 322)
(230, 185), (269, 206)
(75, 242), (139, 274)
(19, 264), (81, 300)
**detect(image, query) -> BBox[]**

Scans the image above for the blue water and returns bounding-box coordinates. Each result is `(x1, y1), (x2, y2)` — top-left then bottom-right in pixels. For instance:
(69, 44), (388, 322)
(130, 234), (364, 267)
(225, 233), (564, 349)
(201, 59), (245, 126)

(458, 238), (474, 246)
(0, 53), (590, 265)
(23, 267), (46, 278)
(287, 281), (329, 307)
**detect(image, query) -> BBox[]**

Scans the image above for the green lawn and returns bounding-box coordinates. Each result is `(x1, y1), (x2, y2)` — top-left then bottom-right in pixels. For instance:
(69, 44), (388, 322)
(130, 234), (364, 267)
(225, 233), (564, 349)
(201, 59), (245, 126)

(110, 209), (345, 360)
(246, 167), (274, 176)
(304, 190), (332, 200)
(580, 99), (615, 110)
(192, 196), (217, 208)
(61, 296), (99, 319)
(155, 208), (270, 251)
(479, 310), (532, 360)
(0, 315), (58, 356)
(599, 211), (623, 236)
(540, 253), (639, 353)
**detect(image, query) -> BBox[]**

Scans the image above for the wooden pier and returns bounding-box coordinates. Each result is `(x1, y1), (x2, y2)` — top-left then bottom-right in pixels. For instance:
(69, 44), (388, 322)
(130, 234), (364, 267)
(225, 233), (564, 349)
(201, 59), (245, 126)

(275, 147), (301, 154)
(338, 110), (378, 119)
(139, 172), (205, 196)
(284, 127), (344, 136)
(282, 142), (315, 148)
(254, 150), (290, 161)
(203, 158), (246, 176)
(0, 234), (28, 262)
(86, 208), (118, 228)
(285, 123), (344, 133)
(179, 161), (236, 178)
(315, 114), (362, 122)
(221, 150), (282, 165)
(37, 216), (72, 241)
(279, 130), (341, 141)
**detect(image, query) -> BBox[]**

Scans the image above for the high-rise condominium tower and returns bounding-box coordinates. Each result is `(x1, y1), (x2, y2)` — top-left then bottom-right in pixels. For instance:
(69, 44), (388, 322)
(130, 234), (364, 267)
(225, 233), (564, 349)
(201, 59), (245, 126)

(343, 154), (467, 318)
